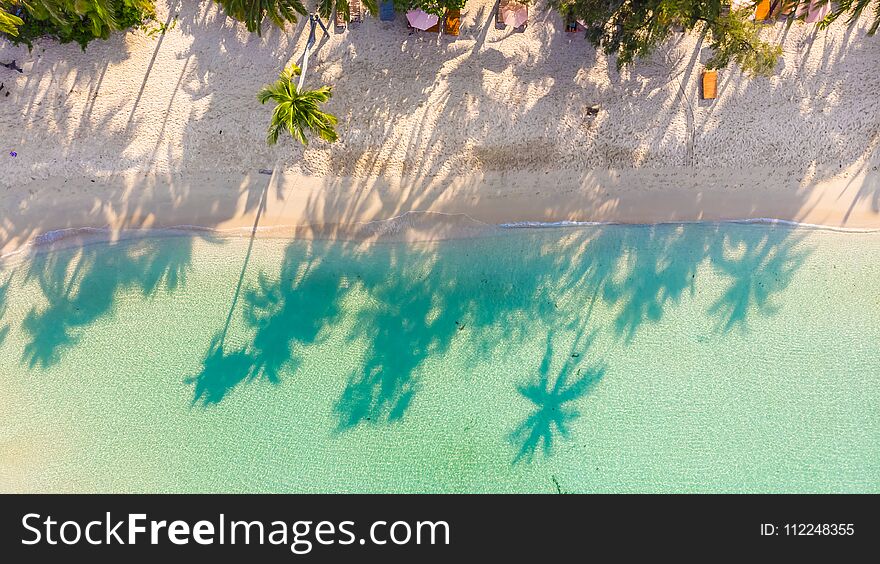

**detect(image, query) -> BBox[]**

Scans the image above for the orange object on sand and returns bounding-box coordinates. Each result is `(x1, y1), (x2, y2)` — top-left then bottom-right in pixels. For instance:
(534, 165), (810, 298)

(702, 71), (718, 100)
(445, 9), (461, 36)
(755, 0), (771, 20)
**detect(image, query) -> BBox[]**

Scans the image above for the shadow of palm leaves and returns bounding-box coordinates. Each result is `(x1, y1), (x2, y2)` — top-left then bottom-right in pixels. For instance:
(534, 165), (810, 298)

(187, 332), (256, 405)
(708, 227), (810, 333)
(333, 248), (461, 430)
(244, 249), (347, 386)
(20, 237), (201, 369)
(600, 226), (707, 342)
(510, 334), (606, 464)
(188, 242), (349, 406)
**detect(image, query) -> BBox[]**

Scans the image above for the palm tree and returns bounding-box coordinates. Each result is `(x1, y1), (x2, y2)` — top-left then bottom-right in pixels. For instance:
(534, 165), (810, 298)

(0, 10), (23, 36)
(214, 0), (307, 35)
(258, 64), (338, 145)
(258, 13), (338, 145)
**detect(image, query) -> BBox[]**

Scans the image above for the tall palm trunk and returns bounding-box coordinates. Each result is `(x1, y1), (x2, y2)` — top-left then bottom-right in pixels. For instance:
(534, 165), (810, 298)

(298, 13), (327, 91)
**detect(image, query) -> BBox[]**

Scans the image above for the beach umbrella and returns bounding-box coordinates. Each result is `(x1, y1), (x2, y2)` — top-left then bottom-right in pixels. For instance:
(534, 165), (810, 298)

(500, 1), (528, 28)
(406, 9), (439, 30)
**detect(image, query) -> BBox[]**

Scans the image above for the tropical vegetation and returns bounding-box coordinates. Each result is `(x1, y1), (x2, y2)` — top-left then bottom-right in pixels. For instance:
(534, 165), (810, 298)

(0, 0), (155, 49)
(392, 0), (466, 17)
(548, 0), (779, 76)
(0, 4), (23, 36)
(258, 63), (339, 145)
(549, 0), (880, 77)
(213, 0), (306, 35)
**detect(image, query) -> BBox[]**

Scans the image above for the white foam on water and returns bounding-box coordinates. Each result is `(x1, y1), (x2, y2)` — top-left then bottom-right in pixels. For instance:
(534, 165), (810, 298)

(4, 214), (880, 263)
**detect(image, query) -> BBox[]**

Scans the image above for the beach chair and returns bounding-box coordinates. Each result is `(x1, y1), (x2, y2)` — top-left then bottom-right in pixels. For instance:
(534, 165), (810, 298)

(335, 6), (346, 29)
(702, 71), (718, 100)
(444, 9), (461, 36)
(350, 0), (363, 23)
(755, 0), (771, 21)
(379, 0), (395, 21)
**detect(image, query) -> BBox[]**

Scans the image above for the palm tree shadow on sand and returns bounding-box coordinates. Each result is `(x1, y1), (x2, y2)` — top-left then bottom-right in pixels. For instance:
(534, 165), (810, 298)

(510, 331), (606, 465)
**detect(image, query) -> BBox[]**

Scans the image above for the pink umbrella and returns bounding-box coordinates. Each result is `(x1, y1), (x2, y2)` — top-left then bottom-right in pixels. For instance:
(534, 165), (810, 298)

(796, 0), (831, 23)
(406, 9), (439, 30)
(500, 1), (528, 28)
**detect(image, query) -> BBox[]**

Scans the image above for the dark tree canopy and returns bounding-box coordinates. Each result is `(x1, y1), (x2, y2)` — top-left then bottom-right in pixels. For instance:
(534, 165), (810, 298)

(213, 0), (307, 35)
(0, 1), (156, 49)
(392, 0), (467, 17)
(550, 0), (880, 76)
(549, 0), (783, 76)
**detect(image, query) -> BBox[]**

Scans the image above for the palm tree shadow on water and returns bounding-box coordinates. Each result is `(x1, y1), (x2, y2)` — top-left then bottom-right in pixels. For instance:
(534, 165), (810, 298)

(188, 178), (272, 404)
(707, 227), (811, 333)
(182, 222), (813, 460)
(332, 245), (475, 430)
(509, 330), (606, 465)
(19, 233), (200, 369)
(188, 179), (353, 405)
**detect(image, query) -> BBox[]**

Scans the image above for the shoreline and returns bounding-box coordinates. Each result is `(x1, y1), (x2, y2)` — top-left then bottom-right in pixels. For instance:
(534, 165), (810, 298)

(2, 167), (879, 258)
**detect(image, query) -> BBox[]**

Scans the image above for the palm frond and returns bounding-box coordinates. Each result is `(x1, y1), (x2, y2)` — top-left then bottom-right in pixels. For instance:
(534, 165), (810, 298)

(214, 0), (307, 35)
(0, 6), (24, 36)
(258, 64), (339, 146)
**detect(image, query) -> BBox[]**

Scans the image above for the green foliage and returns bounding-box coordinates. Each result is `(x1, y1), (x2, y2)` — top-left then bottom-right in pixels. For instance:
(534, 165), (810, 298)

(392, 0), (466, 17)
(258, 64), (339, 146)
(1, 0), (155, 49)
(212, 0), (306, 35)
(143, 12), (175, 37)
(0, 2), (24, 36)
(705, 8), (781, 75)
(549, 0), (782, 76)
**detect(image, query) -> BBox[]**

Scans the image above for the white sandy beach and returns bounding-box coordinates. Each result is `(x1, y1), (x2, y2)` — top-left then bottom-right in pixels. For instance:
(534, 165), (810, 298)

(0, 1), (879, 252)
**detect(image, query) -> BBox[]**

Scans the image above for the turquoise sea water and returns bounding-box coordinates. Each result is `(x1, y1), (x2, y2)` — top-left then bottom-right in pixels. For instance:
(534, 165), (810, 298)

(0, 223), (878, 493)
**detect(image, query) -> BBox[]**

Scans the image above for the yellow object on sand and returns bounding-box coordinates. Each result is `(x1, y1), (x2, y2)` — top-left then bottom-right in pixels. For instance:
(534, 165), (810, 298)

(702, 71), (718, 100)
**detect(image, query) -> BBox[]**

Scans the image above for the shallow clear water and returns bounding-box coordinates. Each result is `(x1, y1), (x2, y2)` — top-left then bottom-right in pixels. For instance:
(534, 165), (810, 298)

(0, 223), (878, 493)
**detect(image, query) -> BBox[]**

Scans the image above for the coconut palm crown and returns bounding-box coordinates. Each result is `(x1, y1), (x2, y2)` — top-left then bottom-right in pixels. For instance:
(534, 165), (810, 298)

(257, 63), (338, 146)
